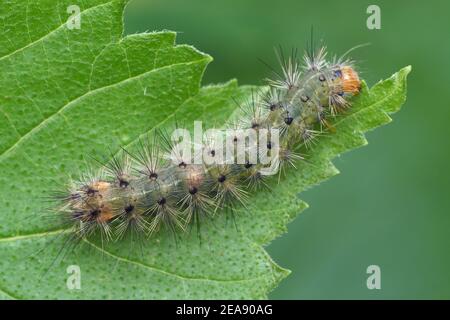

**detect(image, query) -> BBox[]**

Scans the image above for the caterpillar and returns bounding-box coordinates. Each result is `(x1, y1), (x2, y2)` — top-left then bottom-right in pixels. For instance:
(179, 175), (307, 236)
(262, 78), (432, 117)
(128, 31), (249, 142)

(53, 43), (361, 247)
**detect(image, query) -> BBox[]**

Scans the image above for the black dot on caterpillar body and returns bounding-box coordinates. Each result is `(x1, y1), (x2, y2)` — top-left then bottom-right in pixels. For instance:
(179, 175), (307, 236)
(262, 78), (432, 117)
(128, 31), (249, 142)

(124, 204), (135, 214)
(284, 117), (294, 125)
(149, 172), (158, 180)
(218, 175), (226, 183)
(86, 187), (98, 196)
(189, 186), (198, 195)
(157, 197), (166, 206)
(119, 179), (129, 188)
(89, 209), (101, 218)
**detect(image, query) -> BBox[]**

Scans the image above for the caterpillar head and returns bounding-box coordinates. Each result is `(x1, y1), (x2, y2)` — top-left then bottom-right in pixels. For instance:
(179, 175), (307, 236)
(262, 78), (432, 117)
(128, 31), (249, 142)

(338, 66), (361, 95)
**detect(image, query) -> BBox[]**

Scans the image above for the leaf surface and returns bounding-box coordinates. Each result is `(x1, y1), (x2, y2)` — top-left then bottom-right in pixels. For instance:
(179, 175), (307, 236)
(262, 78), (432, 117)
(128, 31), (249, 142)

(0, 0), (410, 299)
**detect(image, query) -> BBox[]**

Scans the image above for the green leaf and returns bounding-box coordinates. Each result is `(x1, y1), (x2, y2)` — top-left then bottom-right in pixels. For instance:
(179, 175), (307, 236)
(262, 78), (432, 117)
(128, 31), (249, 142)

(0, 0), (410, 299)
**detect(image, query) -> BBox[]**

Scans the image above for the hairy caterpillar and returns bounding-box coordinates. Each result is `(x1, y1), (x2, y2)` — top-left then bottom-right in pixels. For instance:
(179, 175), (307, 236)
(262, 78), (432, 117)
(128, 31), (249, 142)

(53, 43), (361, 248)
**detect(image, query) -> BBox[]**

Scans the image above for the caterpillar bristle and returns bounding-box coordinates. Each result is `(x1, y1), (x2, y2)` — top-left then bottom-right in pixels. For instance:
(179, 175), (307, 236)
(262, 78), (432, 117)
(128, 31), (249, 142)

(246, 168), (269, 191)
(50, 42), (362, 251)
(270, 46), (302, 91)
(303, 46), (327, 72)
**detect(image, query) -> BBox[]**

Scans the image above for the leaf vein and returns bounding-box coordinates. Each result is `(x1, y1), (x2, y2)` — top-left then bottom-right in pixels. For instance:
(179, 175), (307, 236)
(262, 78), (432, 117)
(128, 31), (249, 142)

(83, 239), (266, 284)
(0, 1), (114, 62)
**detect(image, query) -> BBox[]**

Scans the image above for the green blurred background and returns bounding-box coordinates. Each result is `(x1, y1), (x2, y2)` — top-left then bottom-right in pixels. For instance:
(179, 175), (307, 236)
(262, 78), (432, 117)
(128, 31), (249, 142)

(124, 0), (450, 299)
